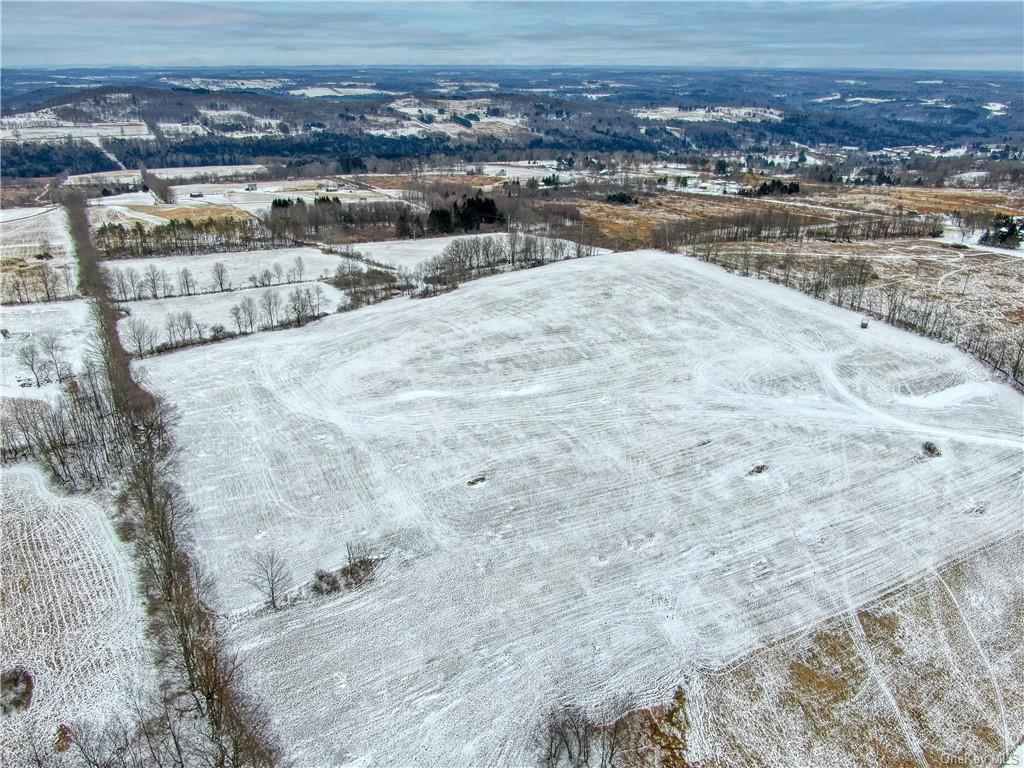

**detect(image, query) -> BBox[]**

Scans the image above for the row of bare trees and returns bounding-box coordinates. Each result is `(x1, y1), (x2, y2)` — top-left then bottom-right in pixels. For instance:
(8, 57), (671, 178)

(655, 210), (944, 249)
(14, 333), (72, 388)
(107, 255), (311, 303)
(119, 283), (332, 357)
(95, 217), (285, 259)
(417, 233), (598, 294)
(2, 262), (77, 304)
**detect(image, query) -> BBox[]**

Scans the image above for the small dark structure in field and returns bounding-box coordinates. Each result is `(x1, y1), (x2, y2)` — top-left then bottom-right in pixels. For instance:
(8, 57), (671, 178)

(1, 667), (34, 715)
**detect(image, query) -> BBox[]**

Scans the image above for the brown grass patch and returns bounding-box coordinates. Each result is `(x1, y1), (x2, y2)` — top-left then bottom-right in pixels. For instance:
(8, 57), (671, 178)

(818, 186), (1024, 216)
(134, 204), (254, 222)
(615, 535), (1024, 767)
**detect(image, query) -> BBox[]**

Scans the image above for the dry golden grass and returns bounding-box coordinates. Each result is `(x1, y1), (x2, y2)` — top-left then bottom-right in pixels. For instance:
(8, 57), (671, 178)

(132, 204), (254, 222)
(358, 173), (503, 190)
(712, 238), (1024, 337)
(816, 186), (1024, 216)
(616, 535), (1024, 767)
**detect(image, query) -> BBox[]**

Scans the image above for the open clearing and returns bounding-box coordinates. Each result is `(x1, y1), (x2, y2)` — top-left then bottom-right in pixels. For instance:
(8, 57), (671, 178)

(0, 206), (78, 299)
(0, 465), (151, 764)
(167, 178), (396, 215)
(139, 250), (1023, 766)
(0, 299), (96, 401)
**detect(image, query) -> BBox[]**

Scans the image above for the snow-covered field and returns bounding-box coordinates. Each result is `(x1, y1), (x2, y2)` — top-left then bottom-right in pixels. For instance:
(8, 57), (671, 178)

(102, 246), (362, 296)
(0, 119), (153, 143)
(117, 281), (347, 340)
(0, 465), (151, 763)
(0, 299), (96, 400)
(90, 191), (160, 206)
(65, 165), (267, 187)
(140, 250), (1023, 766)
(0, 206), (76, 285)
(168, 179), (393, 214)
(150, 164), (267, 180)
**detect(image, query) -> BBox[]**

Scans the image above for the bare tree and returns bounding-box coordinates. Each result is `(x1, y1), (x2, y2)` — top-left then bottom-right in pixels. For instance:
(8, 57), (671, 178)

(239, 295), (259, 333)
(144, 264), (166, 299)
(230, 305), (244, 334)
(37, 332), (69, 381)
(211, 261), (230, 292)
(258, 290), (281, 328)
(177, 267), (196, 297)
(244, 548), (293, 610)
(16, 341), (51, 387)
(124, 317), (156, 356)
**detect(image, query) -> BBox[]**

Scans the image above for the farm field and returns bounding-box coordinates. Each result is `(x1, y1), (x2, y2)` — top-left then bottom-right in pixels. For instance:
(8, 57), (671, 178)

(0, 299), (96, 400)
(116, 280), (347, 343)
(0, 465), (152, 765)
(101, 246), (362, 297)
(140, 250), (1023, 766)
(0, 206), (78, 300)
(167, 178), (397, 215)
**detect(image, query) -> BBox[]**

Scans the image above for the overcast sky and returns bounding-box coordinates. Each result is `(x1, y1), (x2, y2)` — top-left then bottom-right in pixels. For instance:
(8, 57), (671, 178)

(2, 1), (1022, 70)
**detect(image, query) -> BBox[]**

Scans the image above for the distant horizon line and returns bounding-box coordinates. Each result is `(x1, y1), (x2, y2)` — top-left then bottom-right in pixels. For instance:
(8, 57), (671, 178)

(4, 64), (1021, 74)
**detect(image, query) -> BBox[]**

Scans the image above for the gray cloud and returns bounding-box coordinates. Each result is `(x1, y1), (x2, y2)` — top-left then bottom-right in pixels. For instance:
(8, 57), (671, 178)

(2, 1), (1021, 69)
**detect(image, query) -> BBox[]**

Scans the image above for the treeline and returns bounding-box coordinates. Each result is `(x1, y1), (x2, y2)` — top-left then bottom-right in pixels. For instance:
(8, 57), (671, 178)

(0, 140), (118, 178)
(691, 243), (1024, 388)
(104, 132), (452, 169)
(106, 254), (313, 301)
(1, 262), (77, 304)
(264, 198), (414, 240)
(739, 178), (800, 197)
(121, 283), (333, 356)
(978, 214), (1022, 249)
(654, 210), (944, 248)
(95, 217), (282, 258)
(417, 232), (598, 293)
(95, 193), (508, 259)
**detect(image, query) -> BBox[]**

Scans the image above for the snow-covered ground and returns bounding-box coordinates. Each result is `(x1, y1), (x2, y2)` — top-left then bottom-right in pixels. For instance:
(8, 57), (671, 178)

(102, 246), (362, 296)
(116, 280), (347, 341)
(0, 299), (96, 400)
(150, 164), (267, 180)
(168, 179), (393, 214)
(0, 119), (153, 143)
(65, 165), (267, 187)
(65, 169), (144, 187)
(0, 465), (151, 764)
(1005, 741), (1024, 767)
(0, 207), (77, 294)
(140, 250), (1023, 766)
(90, 191), (160, 206)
